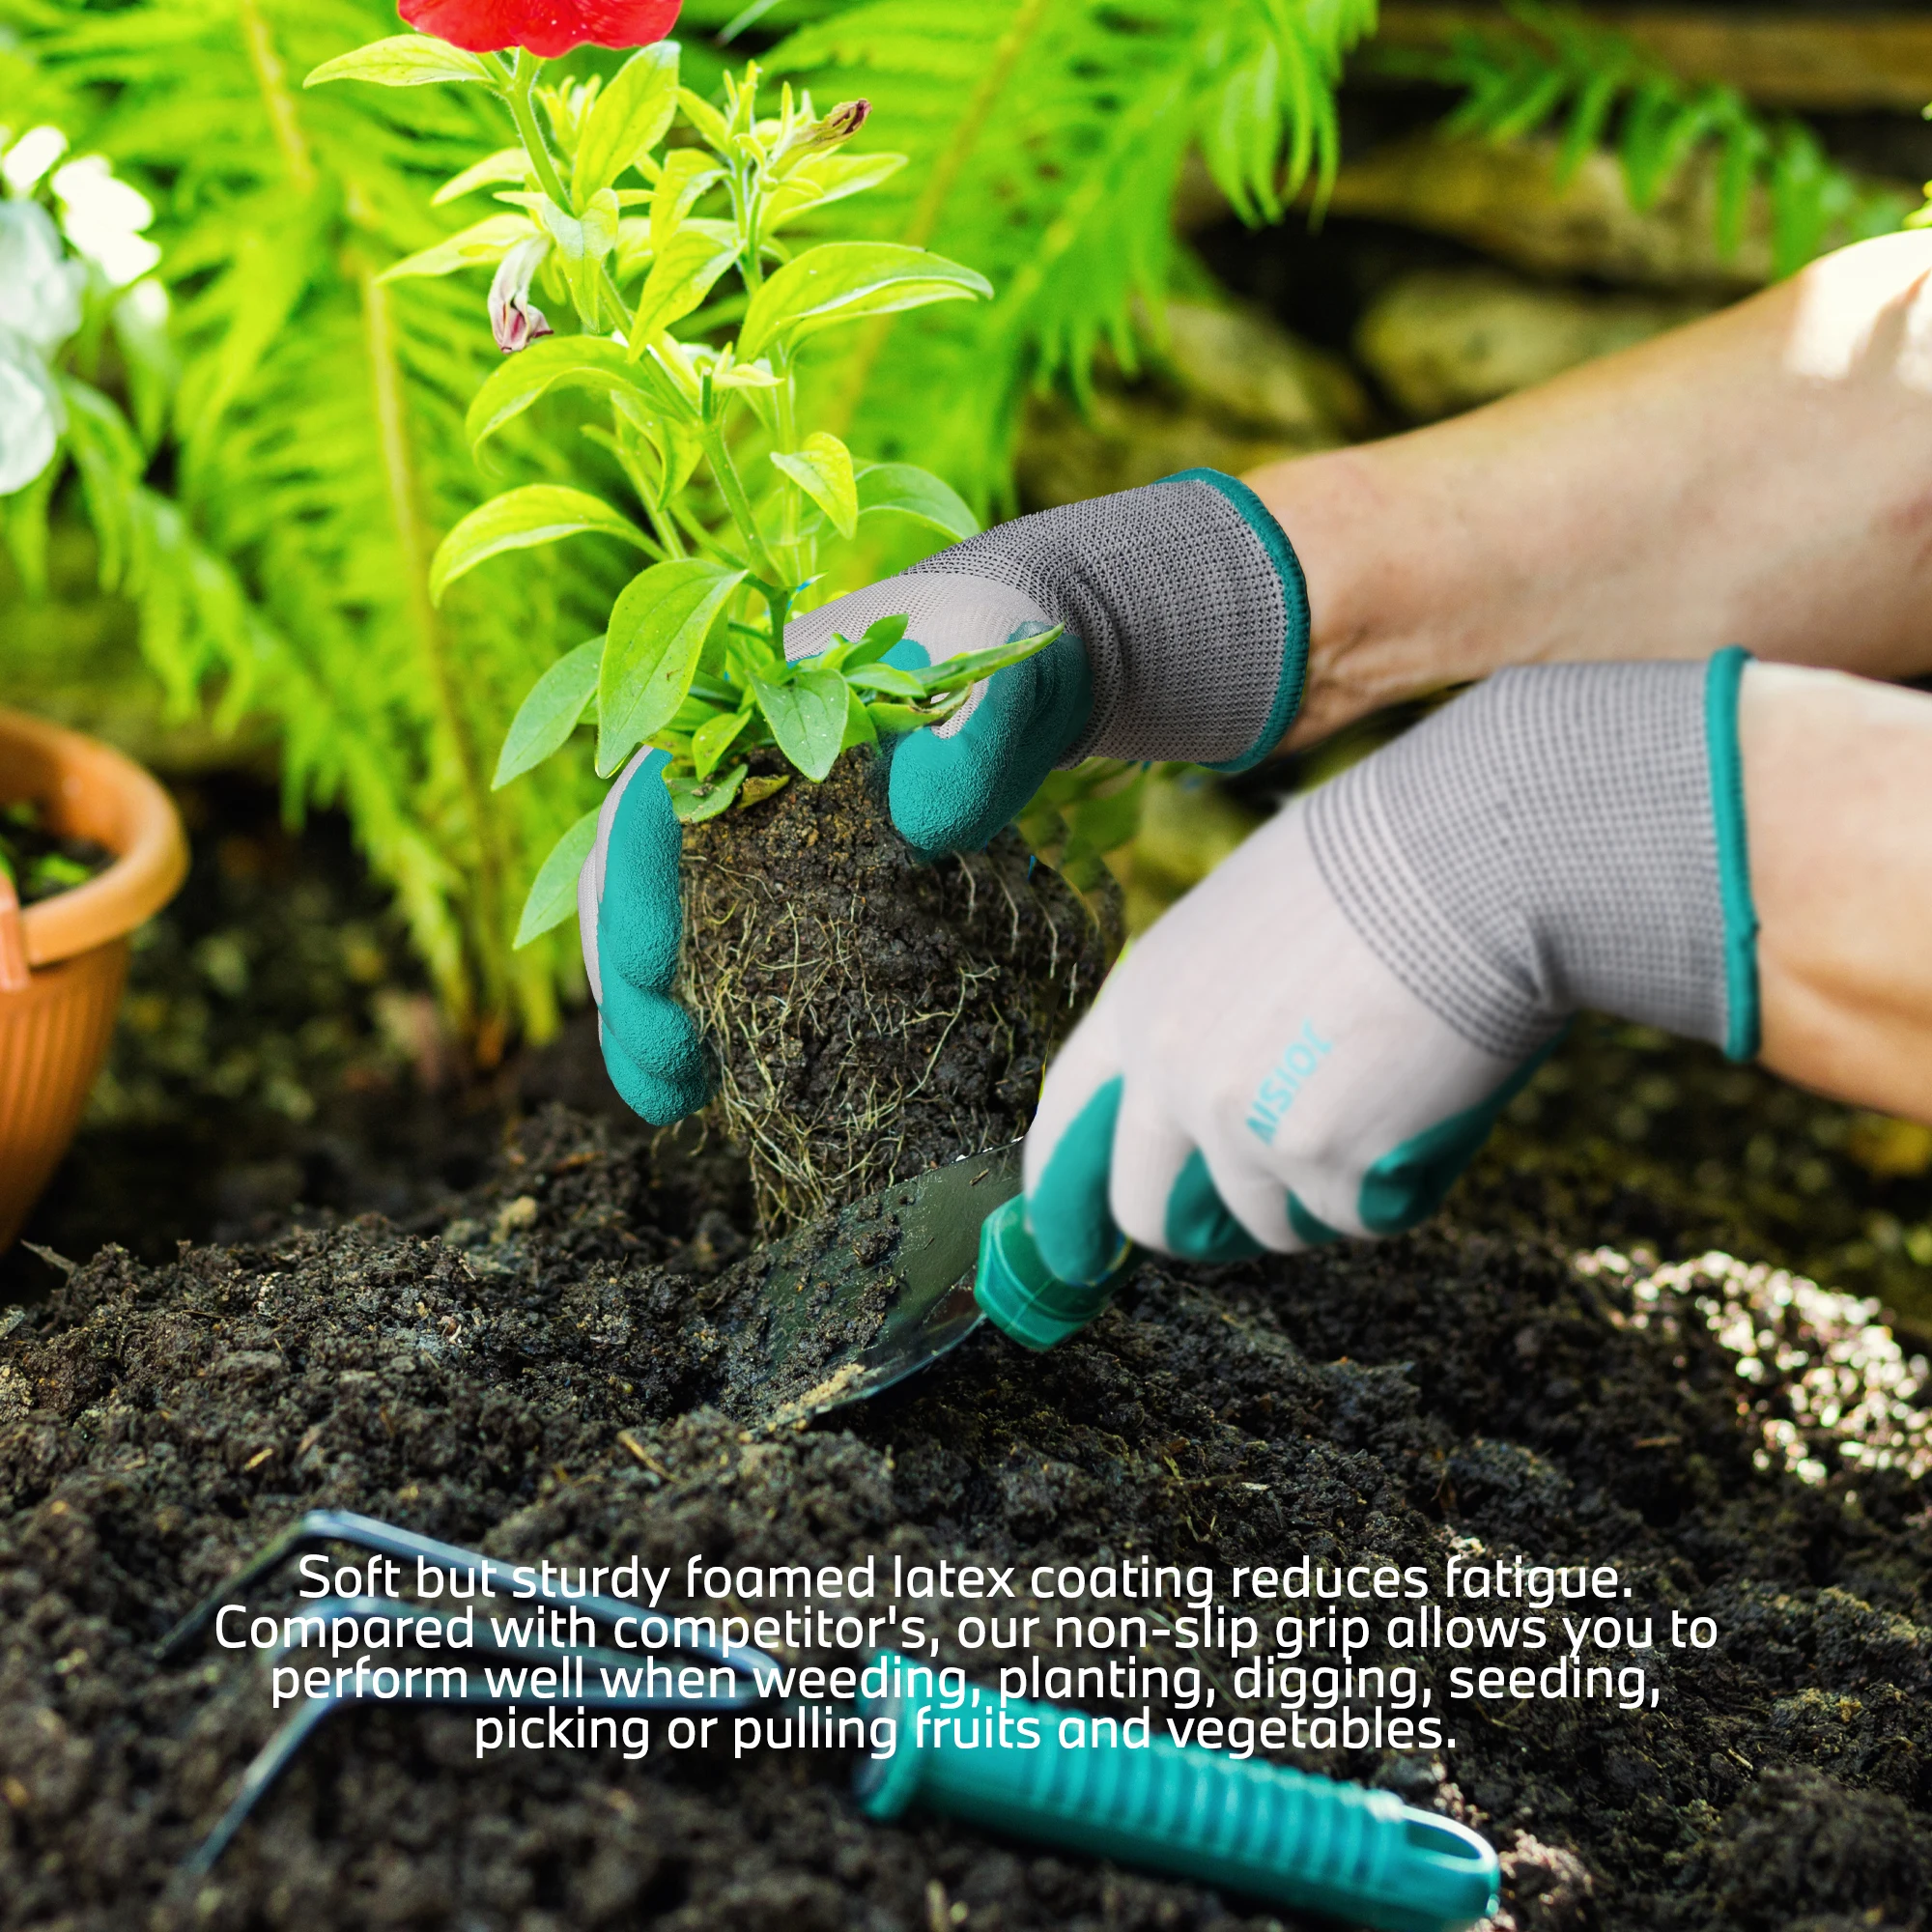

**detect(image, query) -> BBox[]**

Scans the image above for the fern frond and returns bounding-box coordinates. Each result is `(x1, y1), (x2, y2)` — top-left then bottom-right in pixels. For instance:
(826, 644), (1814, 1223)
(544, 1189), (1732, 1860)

(731, 0), (1375, 511)
(1364, 0), (1905, 277)
(6, 0), (614, 1036)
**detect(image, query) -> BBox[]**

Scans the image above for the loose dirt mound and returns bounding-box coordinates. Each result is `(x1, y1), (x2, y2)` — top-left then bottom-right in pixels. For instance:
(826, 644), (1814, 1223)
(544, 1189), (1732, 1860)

(1, 1106), (1928, 1931)
(680, 754), (1110, 1231)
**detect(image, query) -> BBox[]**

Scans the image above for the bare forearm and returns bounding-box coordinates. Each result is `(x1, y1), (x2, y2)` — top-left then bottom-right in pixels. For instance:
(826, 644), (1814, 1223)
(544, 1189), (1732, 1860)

(1248, 231), (1932, 751)
(1746, 664), (1932, 1119)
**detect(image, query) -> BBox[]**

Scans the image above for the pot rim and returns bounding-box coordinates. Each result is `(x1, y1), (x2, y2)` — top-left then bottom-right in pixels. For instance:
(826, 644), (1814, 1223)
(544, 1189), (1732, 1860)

(0, 705), (188, 971)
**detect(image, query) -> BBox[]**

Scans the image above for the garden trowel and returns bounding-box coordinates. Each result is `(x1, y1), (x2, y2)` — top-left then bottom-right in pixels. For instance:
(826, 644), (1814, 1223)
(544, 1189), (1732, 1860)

(730, 1141), (1125, 1428)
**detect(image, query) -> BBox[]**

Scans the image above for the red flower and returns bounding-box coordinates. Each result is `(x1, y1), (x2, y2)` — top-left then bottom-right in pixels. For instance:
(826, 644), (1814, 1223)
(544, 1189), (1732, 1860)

(399, 0), (681, 57)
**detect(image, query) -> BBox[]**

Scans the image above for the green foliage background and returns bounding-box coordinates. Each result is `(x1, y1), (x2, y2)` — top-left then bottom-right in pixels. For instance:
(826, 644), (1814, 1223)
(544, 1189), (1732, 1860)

(0, 0), (1900, 1046)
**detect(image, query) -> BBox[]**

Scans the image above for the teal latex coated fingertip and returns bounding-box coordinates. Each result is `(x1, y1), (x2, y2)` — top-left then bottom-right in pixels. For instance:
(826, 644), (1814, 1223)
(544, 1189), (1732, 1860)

(855, 1649), (1500, 1932)
(974, 1196), (1127, 1350)
(887, 630), (1092, 854)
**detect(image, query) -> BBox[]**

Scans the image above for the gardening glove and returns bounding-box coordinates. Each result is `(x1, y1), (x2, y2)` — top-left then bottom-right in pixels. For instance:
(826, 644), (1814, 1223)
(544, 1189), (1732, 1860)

(1021, 651), (1762, 1283)
(578, 747), (712, 1124)
(782, 468), (1310, 854)
(580, 469), (1311, 1125)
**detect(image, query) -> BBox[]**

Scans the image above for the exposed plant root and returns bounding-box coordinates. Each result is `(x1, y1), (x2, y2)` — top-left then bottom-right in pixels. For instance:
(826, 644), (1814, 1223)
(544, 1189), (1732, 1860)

(679, 755), (1112, 1231)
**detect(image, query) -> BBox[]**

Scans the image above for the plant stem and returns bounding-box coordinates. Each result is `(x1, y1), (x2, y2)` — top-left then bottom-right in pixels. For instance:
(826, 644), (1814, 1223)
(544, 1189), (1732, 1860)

(599, 261), (630, 332)
(701, 423), (782, 586)
(825, 0), (1054, 437)
(774, 361), (802, 583)
(508, 50), (573, 213)
(238, 0), (317, 193)
(354, 242), (508, 1036)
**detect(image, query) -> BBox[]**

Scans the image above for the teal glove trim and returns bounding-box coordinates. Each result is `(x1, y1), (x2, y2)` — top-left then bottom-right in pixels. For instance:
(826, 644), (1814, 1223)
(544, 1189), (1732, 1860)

(596, 749), (712, 1125)
(975, 1196), (1125, 1350)
(1705, 644), (1760, 1063)
(1157, 468), (1310, 775)
(1165, 1149), (1264, 1263)
(886, 630), (1093, 855)
(1028, 1074), (1132, 1286)
(1357, 1038), (1559, 1236)
(1287, 1193), (1345, 1247)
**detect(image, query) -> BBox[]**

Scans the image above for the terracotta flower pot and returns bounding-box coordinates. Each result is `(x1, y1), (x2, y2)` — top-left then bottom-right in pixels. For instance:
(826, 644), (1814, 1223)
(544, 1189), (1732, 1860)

(0, 707), (188, 1253)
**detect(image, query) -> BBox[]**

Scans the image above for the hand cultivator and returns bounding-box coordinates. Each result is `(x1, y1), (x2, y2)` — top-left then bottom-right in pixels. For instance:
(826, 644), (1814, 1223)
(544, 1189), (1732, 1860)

(156, 1509), (772, 1877)
(167, 1510), (1499, 1932)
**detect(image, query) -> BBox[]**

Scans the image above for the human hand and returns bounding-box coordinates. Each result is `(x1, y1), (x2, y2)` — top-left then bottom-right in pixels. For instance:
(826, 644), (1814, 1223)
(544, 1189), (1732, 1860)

(784, 469), (1309, 854)
(577, 747), (710, 1125)
(579, 469), (1310, 1126)
(1019, 655), (1761, 1285)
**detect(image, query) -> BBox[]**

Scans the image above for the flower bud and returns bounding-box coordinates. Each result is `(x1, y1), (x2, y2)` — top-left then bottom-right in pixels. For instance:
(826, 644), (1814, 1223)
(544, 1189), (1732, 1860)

(810, 99), (869, 147)
(489, 237), (554, 355)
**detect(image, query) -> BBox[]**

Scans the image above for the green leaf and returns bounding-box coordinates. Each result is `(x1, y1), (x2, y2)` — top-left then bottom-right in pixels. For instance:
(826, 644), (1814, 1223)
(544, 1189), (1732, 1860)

(305, 35), (499, 90)
(631, 226), (740, 348)
(843, 663), (923, 698)
(735, 242), (992, 363)
(854, 461), (978, 541)
(668, 762), (748, 822)
(379, 213), (535, 283)
(677, 86), (733, 154)
(842, 612), (910, 669)
(494, 638), (603, 788)
(765, 151), (907, 232)
(692, 704), (753, 780)
(914, 623), (1064, 697)
(574, 43), (680, 203)
(753, 667), (848, 781)
(433, 148), (528, 206)
(739, 774), (791, 810)
(840, 683), (879, 754)
(598, 559), (748, 775)
(429, 487), (650, 604)
(534, 189), (621, 262)
(469, 334), (689, 450)
(515, 808), (601, 949)
(648, 150), (726, 254)
(532, 187), (622, 316)
(771, 431), (858, 539)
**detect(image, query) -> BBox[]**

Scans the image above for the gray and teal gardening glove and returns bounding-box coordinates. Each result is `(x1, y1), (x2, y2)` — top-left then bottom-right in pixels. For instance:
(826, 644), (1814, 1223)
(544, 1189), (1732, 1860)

(1019, 651), (1761, 1286)
(580, 470), (1310, 1125)
(783, 467), (1308, 852)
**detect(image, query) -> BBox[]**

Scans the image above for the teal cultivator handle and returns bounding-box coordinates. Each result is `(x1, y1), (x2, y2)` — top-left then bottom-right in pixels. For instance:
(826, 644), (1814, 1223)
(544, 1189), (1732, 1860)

(855, 1654), (1498, 1932)
(973, 1194), (1127, 1350)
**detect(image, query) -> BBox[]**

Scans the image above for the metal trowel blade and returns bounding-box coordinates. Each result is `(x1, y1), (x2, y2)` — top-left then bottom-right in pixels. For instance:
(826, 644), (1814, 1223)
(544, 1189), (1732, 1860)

(747, 1142), (1021, 1426)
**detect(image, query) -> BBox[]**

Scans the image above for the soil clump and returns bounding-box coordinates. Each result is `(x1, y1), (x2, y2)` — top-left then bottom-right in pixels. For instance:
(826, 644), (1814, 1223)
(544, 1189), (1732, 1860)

(679, 754), (1110, 1230)
(1, 1105), (1929, 1931)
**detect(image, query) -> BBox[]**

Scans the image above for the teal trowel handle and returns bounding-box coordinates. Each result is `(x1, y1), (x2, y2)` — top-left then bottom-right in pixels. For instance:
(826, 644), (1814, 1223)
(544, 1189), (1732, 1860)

(973, 1194), (1129, 1350)
(855, 1653), (1497, 1932)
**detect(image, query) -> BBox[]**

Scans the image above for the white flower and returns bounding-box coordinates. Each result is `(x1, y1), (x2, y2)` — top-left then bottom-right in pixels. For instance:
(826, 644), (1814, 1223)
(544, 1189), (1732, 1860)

(53, 156), (159, 289)
(1, 125), (69, 196)
(0, 200), (84, 354)
(489, 237), (554, 355)
(0, 333), (67, 496)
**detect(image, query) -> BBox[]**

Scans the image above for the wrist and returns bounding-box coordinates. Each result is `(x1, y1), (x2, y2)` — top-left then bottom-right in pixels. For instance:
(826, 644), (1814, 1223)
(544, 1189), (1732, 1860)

(1243, 443), (1498, 753)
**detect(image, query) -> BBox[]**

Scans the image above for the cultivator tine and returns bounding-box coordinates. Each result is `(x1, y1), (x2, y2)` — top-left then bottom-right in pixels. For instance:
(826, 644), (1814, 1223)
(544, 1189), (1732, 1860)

(184, 1652), (752, 1881)
(182, 1694), (335, 1879)
(156, 1509), (776, 1679)
(173, 1522), (780, 1876)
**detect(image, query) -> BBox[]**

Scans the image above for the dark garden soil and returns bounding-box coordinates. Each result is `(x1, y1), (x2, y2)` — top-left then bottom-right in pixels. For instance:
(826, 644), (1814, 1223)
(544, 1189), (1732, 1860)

(3, 784), (1931, 1932)
(4, 1104), (1932, 1932)
(680, 753), (1111, 1232)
